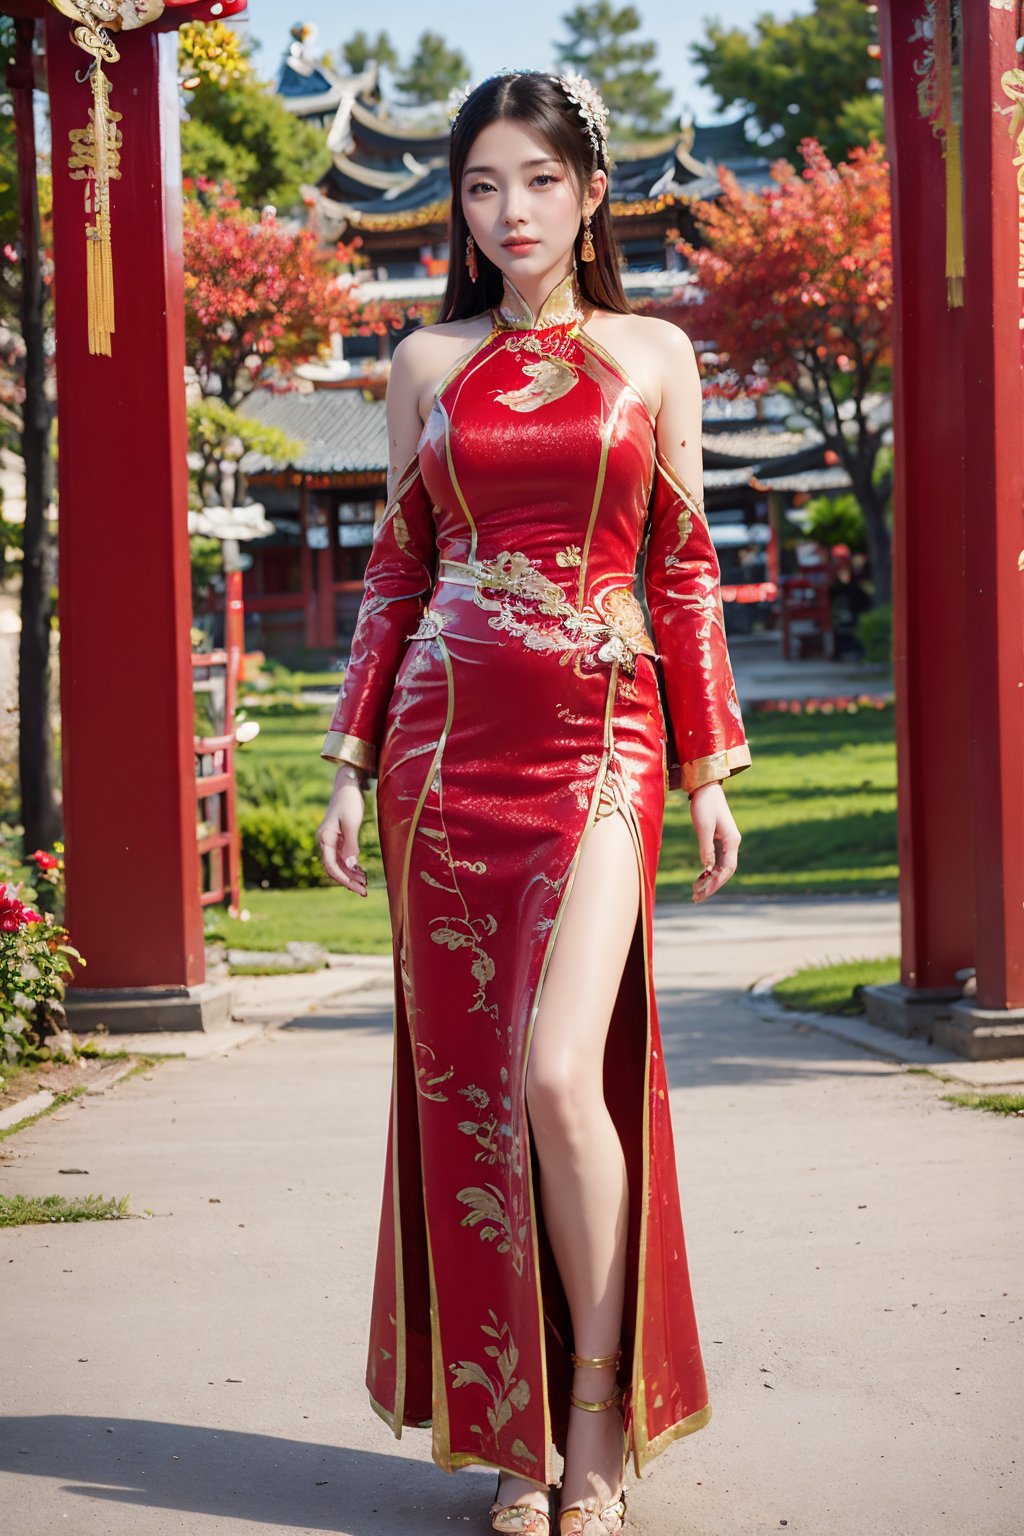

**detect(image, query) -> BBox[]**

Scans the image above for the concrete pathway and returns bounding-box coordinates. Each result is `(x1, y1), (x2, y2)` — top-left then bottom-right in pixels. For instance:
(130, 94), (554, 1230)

(1, 895), (1020, 1536)
(727, 632), (892, 704)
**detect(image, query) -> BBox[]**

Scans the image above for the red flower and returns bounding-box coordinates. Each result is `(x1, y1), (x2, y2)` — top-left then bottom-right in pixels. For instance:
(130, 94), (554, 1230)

(0, 894), (41, 931)
(32, 850), (60, 870)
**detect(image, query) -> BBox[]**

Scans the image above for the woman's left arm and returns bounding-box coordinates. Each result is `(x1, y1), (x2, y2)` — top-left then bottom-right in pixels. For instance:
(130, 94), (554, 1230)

(641, 321), (751, 903)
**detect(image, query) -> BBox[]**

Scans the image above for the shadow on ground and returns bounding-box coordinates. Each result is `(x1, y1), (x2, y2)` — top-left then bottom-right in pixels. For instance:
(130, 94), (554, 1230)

(0, 1415), (496, 1534)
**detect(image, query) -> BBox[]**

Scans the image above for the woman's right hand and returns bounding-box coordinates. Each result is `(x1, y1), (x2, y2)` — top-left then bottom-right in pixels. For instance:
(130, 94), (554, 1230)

(317, 769), (369, 896)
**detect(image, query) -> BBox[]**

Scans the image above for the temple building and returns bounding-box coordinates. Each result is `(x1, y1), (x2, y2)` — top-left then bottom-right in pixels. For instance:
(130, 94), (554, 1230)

(236, 26), (875, 657)
(275, 25), (779, 317)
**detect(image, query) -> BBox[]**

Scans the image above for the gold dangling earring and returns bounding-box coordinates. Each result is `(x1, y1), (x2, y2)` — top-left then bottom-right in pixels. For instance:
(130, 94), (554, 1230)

(580, 210), (596, 263)
(465, 231), (479, 283)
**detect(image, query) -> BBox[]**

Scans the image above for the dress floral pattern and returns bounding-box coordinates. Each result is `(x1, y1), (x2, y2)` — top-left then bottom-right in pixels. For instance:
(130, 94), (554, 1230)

(322, 271), (750, 1486)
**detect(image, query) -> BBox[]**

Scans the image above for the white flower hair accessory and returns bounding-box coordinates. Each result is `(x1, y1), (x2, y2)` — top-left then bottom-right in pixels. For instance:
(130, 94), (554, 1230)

(448, 67), (612, 169)
(447, 67), (535, 125)
(446, 81), (474, 123)
(552, 69), (611, 168)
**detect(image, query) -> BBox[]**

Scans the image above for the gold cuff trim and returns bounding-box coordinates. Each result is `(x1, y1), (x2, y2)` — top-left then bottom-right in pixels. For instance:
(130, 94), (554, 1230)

(321, 730), (377, 772)
(682, 743), (752, 794)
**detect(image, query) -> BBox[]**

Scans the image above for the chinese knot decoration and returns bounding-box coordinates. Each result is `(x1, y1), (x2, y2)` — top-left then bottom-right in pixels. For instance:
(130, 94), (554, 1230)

(46, 2), (166, 355)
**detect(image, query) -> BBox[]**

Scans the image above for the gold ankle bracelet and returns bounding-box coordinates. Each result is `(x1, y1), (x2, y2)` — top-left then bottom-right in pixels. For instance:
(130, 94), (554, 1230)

(570, 1348), (621, 1369)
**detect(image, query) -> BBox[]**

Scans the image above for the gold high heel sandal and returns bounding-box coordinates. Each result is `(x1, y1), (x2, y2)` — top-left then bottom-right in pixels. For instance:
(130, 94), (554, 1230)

(558, 1348), (629, 1536)
(489, 1471), (555, 1534)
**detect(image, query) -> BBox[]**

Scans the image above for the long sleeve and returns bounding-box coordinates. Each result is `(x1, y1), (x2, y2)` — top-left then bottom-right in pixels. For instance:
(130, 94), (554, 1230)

(321, 455), (437, 774)
(642, 447), (751, 794)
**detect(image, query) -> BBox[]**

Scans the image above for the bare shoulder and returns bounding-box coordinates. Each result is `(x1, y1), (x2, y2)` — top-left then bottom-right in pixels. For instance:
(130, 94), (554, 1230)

(394, 314), (495, 424)
(583, 308), (696, 421)
(589, 308), (695, 361)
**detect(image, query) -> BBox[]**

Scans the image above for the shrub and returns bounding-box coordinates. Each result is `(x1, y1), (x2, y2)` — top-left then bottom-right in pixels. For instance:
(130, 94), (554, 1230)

(0, 839), (83, 1076)
(804, 492), (867, 553)
(857, 602), (892, 665)
(235, 757), (306, 811)
(240, 805), (332, 888)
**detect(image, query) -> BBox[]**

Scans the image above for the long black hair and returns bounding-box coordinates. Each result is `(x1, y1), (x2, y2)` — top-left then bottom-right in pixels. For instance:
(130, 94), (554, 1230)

(438, 70), (633, 323)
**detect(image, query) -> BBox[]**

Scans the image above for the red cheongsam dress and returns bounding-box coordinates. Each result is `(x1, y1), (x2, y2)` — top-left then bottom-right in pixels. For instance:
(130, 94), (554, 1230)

(321, 270), (751, 1486)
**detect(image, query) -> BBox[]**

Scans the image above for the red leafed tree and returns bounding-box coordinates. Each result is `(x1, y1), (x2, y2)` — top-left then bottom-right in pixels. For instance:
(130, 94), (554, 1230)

(182, 180), (425, 406)
(682, 138), (894, 603)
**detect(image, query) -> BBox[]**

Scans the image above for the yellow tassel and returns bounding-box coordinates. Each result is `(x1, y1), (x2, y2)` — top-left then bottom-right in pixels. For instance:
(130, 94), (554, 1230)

(85, 63), (115, 353)
(944, 113), (965, 309)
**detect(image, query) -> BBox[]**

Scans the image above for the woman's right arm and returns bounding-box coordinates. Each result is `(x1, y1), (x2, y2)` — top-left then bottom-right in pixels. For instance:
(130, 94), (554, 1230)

(317, 333), (437, 893)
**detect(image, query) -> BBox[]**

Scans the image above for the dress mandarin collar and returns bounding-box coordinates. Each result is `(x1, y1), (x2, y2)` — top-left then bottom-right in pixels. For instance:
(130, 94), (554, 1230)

(494, 269), (585, 332)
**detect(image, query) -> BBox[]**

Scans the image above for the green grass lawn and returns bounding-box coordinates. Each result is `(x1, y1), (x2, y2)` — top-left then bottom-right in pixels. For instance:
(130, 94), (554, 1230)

(0, 1193), (130, 1226)
(773, 955), (901, 1015)
(210, 700), (897, 955)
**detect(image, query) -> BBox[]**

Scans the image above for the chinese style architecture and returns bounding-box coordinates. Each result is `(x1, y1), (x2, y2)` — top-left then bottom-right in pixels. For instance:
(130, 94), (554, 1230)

(275, 24), (777, 309)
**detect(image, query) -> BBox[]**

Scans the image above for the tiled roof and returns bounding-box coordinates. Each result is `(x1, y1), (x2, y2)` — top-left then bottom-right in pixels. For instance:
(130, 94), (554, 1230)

(703, 426), (824, 465)
(238, 384), (857, 487)
(752, 465), (853, 492)
(239, 387), (388, 476)
(704, 466), (759, 489)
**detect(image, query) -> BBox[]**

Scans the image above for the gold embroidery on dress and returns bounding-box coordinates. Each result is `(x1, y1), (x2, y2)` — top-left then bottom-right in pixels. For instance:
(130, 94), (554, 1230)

(593, 586), (657, 673)
(594, 772), (619, 820)
(457, 1064), (522, 1177)
(565, 750), (606, 811)
(418, 771), (500, 1021)
(494, 354), (579, 412)
(455, 1182), (528, 1276)
(449, 1312), (534, 1454)
(449, 550), (657, 675)
(415, 1042), (454, 1102)
(407, 607), (454, 642)
(555, 544), (583, 567)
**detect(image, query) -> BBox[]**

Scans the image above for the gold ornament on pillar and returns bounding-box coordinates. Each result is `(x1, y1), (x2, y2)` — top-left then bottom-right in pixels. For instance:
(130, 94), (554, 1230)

(996, 60), (1024, 315)
(46, 2), (166, 355)
(911, 0), (964, 307)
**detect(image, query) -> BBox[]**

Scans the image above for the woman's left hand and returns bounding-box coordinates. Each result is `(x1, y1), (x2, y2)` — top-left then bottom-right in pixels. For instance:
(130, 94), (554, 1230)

(689, 781), (742, 903)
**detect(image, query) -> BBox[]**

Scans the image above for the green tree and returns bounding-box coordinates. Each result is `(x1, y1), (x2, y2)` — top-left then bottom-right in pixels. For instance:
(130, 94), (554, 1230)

(180, 36), (330, 214)
(804, 492), (867, 553)
(555, 3), (674, 139)
(340, 30), (398, 75)
(392, 31), (470, 105)
(1, 16), (59, 853)
(187, 397), (300, 511)
(689, 0), (883, 162)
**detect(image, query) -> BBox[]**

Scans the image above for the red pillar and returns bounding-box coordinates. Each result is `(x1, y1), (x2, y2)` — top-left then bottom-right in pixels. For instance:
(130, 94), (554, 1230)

(871, 0), (1024, 1047)
(960, 4), (1024, 1010)
(876, 0), (974, 995)
(313, 495), (336, 650)
(299, 483), (317, 649)
(46, 20), (204, 996)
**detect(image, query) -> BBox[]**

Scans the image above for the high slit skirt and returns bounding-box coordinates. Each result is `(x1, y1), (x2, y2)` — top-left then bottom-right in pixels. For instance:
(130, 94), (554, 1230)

(365, 575), (711, 1486)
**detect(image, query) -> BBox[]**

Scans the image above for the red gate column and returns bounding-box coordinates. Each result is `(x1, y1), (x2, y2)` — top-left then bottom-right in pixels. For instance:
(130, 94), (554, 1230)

(958, 1), (1024, 1017)
(46, 16), (225, 1027)
(874, 0), (974, 997)
(867, 0), (1024, 1057)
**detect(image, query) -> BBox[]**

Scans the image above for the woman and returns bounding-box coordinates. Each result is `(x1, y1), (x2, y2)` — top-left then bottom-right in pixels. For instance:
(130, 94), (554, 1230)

(316, 68), (750, 1536)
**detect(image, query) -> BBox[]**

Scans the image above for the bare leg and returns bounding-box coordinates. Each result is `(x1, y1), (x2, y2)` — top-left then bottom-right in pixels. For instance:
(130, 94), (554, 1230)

(496, 805), (640, 1520)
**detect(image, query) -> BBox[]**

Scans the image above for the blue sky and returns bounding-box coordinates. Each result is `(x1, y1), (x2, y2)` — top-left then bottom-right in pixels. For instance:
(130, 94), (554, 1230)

(237, 1), (817, 126)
